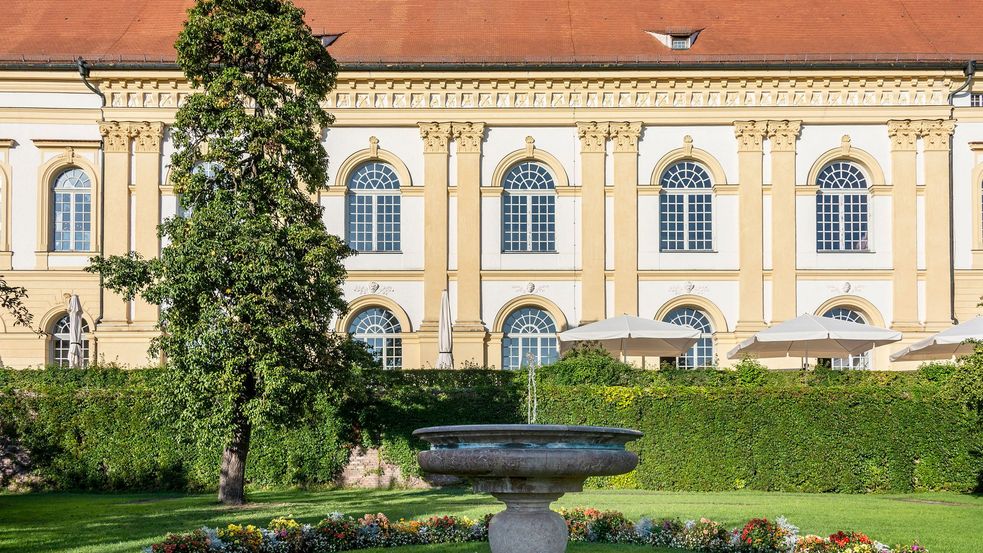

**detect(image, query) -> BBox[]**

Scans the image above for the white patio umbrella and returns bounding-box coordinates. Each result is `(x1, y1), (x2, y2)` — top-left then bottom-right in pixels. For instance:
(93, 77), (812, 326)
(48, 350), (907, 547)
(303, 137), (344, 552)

(889, 316), (983, 361)
(67, 294), (84, 369)
(727, 313), (901, 360)
(558, 314), (701, 360)
(436, 289), (454, 369)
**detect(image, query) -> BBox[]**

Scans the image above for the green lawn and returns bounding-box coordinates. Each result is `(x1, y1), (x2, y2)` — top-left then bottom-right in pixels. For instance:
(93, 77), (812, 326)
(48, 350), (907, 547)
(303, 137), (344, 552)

(0, 488), (980, 553)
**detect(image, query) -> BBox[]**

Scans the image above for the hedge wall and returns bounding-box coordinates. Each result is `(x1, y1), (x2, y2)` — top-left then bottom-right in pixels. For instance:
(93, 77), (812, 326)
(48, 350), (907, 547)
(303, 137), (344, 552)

(1, 367), (979, 493)
(536, 385), (980, 493)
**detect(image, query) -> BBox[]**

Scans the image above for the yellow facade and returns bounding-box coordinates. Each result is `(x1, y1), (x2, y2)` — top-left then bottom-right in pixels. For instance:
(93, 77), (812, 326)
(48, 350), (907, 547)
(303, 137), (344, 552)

(1, 67), (982, 370)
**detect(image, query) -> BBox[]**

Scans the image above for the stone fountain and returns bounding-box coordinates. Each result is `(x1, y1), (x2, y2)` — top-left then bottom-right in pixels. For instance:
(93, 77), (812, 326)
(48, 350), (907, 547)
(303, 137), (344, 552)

(413, 424), (642, 553)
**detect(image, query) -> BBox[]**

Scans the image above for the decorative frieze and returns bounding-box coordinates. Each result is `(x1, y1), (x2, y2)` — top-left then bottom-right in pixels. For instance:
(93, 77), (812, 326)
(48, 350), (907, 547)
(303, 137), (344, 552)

(765, 120), (801, 152)
(418, 122), (452, 153)
(576, 122), (609, 153)
(734, 121), (768, 152)
(97, 74), (955, 113)
(611, 122), (642, 153)
(451, 122), (485, 153)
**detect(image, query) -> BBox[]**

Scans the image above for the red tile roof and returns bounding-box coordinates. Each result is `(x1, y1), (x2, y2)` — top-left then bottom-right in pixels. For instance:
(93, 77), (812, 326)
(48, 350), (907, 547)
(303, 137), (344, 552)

(1, 0), (981, 68)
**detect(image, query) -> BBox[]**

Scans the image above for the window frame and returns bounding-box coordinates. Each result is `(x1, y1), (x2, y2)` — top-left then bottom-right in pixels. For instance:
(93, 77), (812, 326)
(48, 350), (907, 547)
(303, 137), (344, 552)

(501, 306), (559, 370)
(658, 160), (715, 252)
(662, 307), (715, 369)
(51, 168), (94, 252)
(49, 314), (91, 368)
(348, 307), (403, 369)
(345, 161), (402, 253)
(821, 307), (871, 370)
(501, 161), (558, 254)
(814, 160), (872, 253)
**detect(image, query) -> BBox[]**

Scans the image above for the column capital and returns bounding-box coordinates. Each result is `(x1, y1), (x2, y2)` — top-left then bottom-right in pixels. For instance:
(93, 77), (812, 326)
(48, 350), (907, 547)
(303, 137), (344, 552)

(765, 120), (801, 152)
(451, 122), (486, 154)
(887, 119), (919, 151)
(576, 121), (610, 153)
(134, 121), (164, 153)
(99, 121), (134, 153)
(734, 120), (768, 152)
(919, 119), (955, 151)
(611, 122), (643, 153)
(418, 122), (452, 153)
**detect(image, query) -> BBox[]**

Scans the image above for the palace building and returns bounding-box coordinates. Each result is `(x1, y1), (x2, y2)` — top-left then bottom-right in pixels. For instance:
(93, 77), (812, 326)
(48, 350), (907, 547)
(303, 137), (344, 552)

(1, 0), (983, 370)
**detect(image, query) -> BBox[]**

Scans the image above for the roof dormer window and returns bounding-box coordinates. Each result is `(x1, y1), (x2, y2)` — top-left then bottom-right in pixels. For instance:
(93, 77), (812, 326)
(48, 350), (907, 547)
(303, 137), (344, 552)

(647, 29), (701, 51)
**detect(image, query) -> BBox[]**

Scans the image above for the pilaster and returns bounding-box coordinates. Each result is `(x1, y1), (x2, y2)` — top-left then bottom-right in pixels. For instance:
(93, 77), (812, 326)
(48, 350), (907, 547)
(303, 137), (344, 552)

(451, 122), (487, 365)
(418, 122), (452, 365)
(887, 120), (921, 330)
(0, 139), (13, 270)
(611, 122), (641, 316)
(133, 122), (164, 328)
(766, 120), (801, 322)
(576, 121), (609, 323)
(734, 121), (768, 332)
(98, 121), (134, 327)
(921, 119), (956, 329)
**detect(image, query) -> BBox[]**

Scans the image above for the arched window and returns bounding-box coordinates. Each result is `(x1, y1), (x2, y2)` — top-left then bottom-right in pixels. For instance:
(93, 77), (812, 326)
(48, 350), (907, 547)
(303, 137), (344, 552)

(662, 307), (714, 369)
(816, 161), (870, 252)
(52, 168), (92, 252)
(502, 161), (556, 252)
(50, 314), (90, 367)
(659, 161), (713, 251)
(822, 307), (870, 369)
(502, 307), (558, 370)
(347, 161), (401, 252)
(348, 307), (402, 369)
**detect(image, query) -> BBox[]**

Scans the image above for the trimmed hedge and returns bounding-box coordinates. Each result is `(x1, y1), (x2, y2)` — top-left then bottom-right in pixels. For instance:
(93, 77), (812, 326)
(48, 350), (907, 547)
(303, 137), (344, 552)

(0, 367), (979, 493)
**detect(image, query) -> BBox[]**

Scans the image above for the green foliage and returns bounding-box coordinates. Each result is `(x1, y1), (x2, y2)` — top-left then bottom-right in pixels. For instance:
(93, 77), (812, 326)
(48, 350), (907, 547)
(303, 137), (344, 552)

(944, 341), (983, 413)
(733, 357), (767, 387)
(1, 367), (979, 493)
(536, 384), (980, 493)
(536, 343), (640, 386)
(85, 0), (352, 500)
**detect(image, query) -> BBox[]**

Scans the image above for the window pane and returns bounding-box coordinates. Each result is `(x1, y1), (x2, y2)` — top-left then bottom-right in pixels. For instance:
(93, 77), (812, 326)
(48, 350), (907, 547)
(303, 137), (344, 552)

(660, 194), (685, 250)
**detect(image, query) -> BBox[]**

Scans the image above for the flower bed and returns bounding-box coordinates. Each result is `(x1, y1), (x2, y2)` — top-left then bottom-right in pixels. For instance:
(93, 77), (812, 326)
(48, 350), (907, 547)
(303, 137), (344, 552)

(146, 508), (927, 553)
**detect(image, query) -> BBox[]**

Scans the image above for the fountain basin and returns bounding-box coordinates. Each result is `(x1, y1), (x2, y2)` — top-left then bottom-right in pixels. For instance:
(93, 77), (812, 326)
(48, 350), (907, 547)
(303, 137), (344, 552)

(414, 424), (642, 553)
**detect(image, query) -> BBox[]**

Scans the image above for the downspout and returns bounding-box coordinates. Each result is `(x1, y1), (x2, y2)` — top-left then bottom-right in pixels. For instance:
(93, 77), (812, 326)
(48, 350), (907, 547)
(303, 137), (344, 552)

(76, 58), (107, 327)
(946, 60), (976, 325)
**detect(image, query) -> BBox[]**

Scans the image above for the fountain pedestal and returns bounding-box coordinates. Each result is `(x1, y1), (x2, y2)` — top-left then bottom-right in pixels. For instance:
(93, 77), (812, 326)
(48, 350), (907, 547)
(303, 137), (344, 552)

(413, 424), (642, 553)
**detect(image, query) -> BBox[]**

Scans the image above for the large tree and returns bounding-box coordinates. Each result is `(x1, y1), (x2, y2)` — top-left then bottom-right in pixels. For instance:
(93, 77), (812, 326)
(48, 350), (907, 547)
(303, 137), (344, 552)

(88, 0), (352, 504)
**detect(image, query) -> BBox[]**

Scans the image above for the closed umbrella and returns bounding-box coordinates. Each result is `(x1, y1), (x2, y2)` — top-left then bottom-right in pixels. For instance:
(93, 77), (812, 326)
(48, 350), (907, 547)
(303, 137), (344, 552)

(558, 314), (701, 360)
(728, 313), (901, 360)
(436, 289), (453, 369)
(67, 294), (84, 368)
(890, 316), (983, 361)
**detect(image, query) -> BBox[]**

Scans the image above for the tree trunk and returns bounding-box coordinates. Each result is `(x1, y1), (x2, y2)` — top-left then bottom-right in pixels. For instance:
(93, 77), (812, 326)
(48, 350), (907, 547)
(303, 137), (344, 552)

(218, 413), (251, 505)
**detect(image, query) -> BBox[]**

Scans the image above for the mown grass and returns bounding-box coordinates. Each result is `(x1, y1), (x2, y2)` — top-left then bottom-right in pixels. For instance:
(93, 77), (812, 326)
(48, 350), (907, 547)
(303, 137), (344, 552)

(0, 488), (980, 553)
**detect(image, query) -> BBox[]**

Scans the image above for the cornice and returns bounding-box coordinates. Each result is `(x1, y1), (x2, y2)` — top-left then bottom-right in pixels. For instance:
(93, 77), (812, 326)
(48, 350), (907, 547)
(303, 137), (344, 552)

(31, 139), (101, 150)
